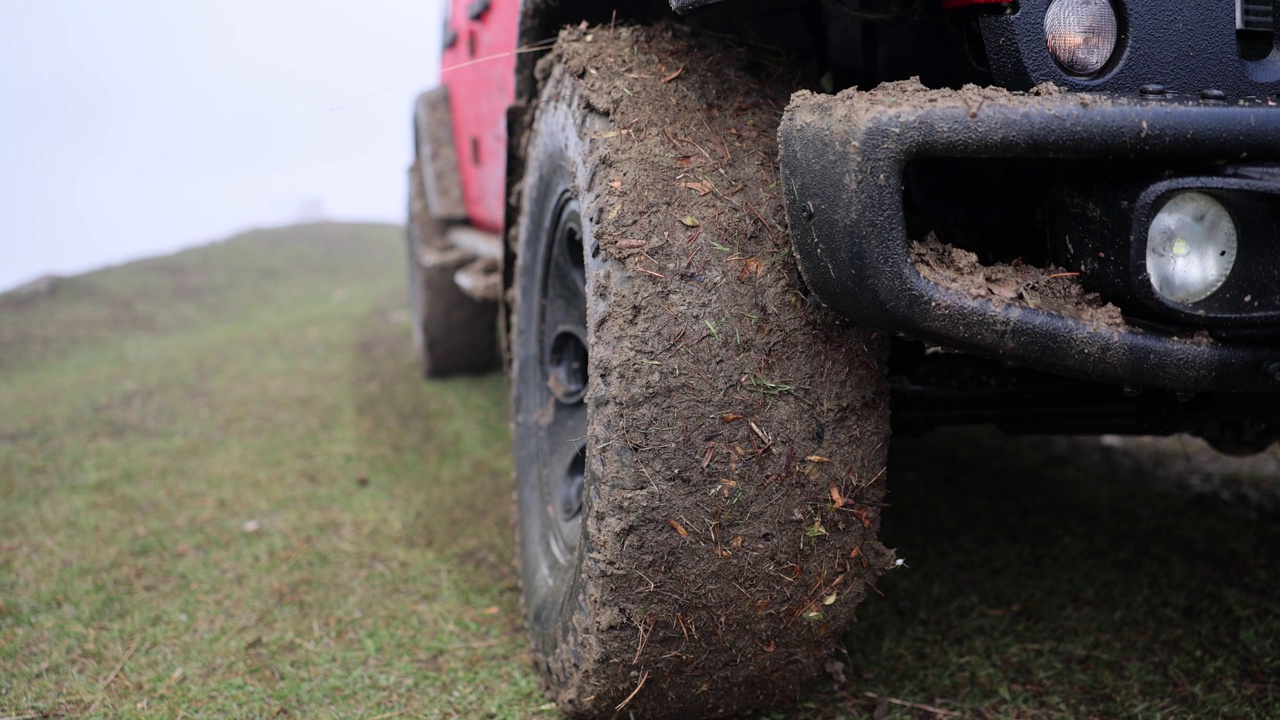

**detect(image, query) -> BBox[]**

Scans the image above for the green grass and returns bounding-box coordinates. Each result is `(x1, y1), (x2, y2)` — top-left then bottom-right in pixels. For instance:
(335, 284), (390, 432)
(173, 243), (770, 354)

(0, 224), (542, 718)
(1, 223), (1275, 718)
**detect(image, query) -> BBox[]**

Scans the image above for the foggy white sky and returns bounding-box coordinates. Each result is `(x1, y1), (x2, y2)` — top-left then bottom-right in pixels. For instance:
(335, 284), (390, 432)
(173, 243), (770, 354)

(0, 0), (443, 292)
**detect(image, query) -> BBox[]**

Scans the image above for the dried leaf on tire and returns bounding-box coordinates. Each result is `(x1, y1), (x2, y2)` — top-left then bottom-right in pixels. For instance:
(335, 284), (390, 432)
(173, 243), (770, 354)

(829, 482), (846, 508)
(851, 505), (872, 528)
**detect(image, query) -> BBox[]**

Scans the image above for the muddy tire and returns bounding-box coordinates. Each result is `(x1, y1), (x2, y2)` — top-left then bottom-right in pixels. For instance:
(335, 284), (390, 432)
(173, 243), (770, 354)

(406, 161), (500, 377)
(512, 26), (895, 719)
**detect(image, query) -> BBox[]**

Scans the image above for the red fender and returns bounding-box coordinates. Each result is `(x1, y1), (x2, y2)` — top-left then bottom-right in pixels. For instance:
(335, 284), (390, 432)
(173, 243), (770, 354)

(440, 0), (521, 233)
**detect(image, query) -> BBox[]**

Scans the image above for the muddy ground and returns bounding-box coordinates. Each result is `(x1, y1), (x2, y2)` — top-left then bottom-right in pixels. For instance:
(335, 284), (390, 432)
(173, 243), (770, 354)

(1044, 433), (1280, 520)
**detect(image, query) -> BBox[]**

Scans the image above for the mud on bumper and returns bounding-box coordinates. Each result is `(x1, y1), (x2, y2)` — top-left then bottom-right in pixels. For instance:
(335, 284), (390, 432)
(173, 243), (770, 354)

(779, 83), (1280, 394)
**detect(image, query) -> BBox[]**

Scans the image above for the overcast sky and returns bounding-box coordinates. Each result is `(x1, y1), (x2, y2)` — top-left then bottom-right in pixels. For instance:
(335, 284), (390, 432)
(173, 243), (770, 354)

(0, 0), (443, 292)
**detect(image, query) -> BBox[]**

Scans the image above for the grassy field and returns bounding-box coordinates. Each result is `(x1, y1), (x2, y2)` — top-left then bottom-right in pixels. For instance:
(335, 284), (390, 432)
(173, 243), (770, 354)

(0, 225), (537, 719)
(1, 223), (1276, 719)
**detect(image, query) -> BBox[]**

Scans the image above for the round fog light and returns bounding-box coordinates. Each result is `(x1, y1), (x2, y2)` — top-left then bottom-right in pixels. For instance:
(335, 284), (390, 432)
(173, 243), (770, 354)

(1044, 0), (1119, 76)
(1146, 191), (1238, 305)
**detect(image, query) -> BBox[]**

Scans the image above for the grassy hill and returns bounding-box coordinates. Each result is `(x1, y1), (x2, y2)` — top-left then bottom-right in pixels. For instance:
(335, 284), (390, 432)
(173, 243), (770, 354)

(1, 223), (1275, 719)
(0, 224), (539, 718)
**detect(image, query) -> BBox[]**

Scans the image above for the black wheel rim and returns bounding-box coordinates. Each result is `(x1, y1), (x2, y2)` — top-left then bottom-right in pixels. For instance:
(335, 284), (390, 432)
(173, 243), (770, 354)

(535, 192), (588, 571)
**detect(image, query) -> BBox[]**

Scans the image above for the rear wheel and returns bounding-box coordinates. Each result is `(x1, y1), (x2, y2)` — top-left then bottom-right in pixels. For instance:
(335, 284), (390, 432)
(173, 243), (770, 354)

(406, 160), (500, 377)
(513, 26), (894, 718)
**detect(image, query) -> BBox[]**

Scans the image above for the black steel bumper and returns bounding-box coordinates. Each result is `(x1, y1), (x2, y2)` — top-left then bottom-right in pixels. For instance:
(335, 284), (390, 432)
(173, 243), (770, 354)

(778, 84), (1280, 393)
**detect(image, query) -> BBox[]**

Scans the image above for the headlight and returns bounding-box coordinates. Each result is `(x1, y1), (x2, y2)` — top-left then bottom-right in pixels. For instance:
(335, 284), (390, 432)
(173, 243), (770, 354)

(1146, 191), (1238, 305)
(1044, 0), (1119, 76)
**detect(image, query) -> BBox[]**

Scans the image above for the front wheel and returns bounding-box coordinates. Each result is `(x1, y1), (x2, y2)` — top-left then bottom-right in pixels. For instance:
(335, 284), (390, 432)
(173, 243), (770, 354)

(513, 25), (894, 718)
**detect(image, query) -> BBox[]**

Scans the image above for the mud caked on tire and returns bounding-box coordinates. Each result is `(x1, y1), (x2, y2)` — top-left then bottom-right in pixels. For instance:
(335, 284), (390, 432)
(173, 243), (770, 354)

(513, 26), (894, 718)
(406, 160), (500, 377)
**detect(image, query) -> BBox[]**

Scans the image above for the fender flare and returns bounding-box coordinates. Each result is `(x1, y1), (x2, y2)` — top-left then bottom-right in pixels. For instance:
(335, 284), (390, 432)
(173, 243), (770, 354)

(412, 87), (468, 222)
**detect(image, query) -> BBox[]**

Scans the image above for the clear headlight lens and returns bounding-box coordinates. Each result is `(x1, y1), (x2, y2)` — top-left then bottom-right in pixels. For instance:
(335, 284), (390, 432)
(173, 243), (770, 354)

(1146, 191), (1238, 305)
(1044, 0), (1119, 76)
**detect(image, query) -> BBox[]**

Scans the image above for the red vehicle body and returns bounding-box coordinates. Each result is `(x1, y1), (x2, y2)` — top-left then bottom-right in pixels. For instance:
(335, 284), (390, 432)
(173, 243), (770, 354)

(438, 0), (518, 233)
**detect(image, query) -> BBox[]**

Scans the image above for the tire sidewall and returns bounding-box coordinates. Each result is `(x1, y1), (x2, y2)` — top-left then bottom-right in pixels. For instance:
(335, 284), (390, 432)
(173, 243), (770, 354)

(512, 64), (609, 667)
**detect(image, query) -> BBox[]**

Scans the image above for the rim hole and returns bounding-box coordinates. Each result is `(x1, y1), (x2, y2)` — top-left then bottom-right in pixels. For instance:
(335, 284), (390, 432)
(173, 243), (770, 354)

(547, 329), (588, 402)
(561, 446), (586, 521)
(565, 225), (585, 273)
